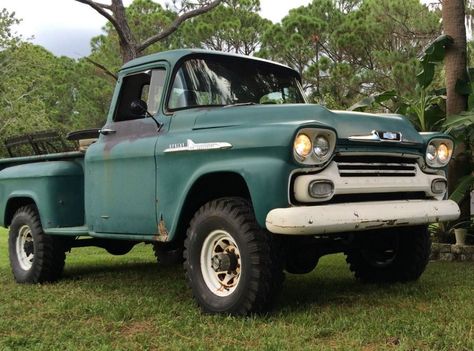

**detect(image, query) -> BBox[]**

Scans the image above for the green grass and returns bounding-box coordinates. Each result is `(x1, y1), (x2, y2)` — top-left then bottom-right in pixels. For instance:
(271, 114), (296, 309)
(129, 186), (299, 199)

(0, 228), (473, 351)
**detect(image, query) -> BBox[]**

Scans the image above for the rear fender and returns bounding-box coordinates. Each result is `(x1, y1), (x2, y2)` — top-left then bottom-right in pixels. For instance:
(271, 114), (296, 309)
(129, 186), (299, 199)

(0, 161), (84, 229)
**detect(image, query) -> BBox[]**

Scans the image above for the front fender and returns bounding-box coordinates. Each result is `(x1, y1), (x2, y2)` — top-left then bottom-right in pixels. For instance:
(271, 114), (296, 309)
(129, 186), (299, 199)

(157, 153), (293, 239)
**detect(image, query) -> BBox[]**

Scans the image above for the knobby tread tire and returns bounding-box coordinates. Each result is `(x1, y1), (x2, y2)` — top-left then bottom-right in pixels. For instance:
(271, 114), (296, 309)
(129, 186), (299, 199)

(9, 205), (66, 284)
(183, 197), (284, 315)
(346, 226), (431, 283)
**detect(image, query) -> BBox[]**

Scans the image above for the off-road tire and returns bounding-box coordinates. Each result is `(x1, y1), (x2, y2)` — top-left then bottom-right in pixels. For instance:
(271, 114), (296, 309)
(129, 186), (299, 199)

(8, 205), (66, 284)
(346, 225), (430, 283)
(183, 197), (284, 315)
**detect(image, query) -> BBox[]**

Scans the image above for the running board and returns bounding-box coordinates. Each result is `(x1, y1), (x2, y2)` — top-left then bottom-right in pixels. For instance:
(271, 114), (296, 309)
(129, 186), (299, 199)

(44, 226), (89, 236)
(44, 226), (159, 242)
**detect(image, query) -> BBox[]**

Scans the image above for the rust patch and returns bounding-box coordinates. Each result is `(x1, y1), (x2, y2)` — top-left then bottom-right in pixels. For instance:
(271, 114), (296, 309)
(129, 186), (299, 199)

(102, 119), (162, 153)
(154, 218), (169, 242)
(364, 223), (385, 229)
(361, 219), (397, 227)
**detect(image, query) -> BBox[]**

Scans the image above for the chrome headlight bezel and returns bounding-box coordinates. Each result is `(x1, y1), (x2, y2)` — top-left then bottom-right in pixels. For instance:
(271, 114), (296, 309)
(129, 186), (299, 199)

(293, 128), (337, 165)
(425, 138), (454, 168)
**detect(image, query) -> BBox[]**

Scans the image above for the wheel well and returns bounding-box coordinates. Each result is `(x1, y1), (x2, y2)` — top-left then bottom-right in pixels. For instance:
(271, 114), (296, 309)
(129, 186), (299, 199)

(173, 172), (251, 246)
(4, 197), (36, 226)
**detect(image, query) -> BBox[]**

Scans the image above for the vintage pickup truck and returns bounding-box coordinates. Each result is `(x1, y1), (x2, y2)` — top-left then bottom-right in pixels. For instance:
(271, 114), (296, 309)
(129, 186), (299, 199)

(0, 49), (460, 315)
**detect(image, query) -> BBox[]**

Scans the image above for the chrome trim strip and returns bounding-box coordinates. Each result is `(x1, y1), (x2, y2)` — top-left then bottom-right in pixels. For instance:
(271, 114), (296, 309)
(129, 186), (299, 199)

(338, 169), (416, 175)
(336, 152), (420, 158)
(336, 162), (416, 167)
(164, 139), (232, 153)
(348, 131), (380, 141)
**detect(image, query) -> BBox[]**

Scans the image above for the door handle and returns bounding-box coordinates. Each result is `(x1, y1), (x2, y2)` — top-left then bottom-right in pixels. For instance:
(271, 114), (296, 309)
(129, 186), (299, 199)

(99, 128), (116, 135)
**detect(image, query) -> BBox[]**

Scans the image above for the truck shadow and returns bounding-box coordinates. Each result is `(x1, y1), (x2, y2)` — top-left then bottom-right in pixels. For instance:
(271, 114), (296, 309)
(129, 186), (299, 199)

(63, 262), (159, 278)
(61, 259), (437, 315)
(275, 274), (437, 313)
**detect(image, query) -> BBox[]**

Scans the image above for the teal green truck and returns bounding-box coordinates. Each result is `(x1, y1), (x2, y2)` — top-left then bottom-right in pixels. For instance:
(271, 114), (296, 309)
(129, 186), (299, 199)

(0, 50), (460, 315)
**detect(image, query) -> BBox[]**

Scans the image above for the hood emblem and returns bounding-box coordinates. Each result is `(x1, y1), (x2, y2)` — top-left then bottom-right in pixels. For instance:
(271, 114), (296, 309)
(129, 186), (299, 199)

(348, 130), (402, 142)
(164, 139), (233, 153)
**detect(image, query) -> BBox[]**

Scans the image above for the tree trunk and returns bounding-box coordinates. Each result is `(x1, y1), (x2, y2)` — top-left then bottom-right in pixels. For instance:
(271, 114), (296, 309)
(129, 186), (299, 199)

(442, 0), (468, 116)
(442, 0), (470, 213)
(110, 0), (138, 63)
(76, 0), (223, 64)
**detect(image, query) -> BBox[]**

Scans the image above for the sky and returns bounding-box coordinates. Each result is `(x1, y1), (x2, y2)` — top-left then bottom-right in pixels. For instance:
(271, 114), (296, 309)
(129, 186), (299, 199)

(2, 0), (312, 58)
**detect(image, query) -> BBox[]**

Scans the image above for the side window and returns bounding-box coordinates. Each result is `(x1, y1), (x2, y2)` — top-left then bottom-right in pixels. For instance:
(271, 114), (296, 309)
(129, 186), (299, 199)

(147, 69), (166, 115)
(114, 68), (166, 122)
(168, 70), (187, 109)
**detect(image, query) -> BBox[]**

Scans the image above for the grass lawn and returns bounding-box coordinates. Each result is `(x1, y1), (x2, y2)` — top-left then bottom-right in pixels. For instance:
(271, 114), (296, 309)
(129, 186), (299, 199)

(0, 228), (473, 351)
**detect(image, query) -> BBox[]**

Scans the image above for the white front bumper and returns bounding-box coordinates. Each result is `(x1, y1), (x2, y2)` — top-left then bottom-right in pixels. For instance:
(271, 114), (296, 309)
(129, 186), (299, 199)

(266, 200), (460, 235)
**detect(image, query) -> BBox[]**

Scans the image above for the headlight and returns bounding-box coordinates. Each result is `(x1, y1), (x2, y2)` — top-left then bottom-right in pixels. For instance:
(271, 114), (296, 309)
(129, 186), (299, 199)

(426, 144), (437, 161)
(314, 136), (330, 157)
(437, 143), (449, 163)
(294, 134), (312, 158)
(293, 128), (336, 165)
(425, 139), (453, 167)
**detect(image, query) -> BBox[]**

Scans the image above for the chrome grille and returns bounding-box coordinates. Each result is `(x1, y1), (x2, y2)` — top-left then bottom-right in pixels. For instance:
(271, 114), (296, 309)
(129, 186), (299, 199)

(335, 156), (418, 177)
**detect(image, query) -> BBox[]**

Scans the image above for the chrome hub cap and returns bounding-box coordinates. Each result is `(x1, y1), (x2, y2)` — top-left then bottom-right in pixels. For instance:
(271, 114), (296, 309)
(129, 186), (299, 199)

(16, 225), (34, 270)
(200, 230), (241, 297)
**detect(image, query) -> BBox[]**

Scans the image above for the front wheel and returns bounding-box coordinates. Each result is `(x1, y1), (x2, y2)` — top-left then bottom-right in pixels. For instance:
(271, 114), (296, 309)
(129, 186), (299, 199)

(8, 205), (66, 284)
(184, 197), (284, 315)
(346, 225), (431, 283)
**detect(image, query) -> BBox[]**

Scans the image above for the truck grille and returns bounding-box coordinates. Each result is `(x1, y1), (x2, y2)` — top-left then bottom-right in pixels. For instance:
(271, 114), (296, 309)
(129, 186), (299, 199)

(335, 156), (418, 177)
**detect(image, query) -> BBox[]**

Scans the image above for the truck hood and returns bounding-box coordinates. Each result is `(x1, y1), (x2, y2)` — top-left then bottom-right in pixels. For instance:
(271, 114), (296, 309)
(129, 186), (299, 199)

(192, 104), (423, 145)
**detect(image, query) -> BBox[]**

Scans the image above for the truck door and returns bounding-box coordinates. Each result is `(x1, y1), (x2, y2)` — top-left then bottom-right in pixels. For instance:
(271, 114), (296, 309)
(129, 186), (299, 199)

(85, 67), (167, 235)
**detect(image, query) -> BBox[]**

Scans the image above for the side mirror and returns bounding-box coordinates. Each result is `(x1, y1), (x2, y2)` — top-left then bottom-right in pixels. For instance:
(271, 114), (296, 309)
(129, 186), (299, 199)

(130, 99), (148, 115)
(129, 99), (161, 131)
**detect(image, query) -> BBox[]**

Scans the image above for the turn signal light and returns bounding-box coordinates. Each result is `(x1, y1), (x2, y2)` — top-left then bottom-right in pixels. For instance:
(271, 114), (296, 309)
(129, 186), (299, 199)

(309, 180), (334, 198)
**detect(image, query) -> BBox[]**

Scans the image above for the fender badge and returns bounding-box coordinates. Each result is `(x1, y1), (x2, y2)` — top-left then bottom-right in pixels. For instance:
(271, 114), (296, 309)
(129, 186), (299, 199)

(164, 139), (233, 153)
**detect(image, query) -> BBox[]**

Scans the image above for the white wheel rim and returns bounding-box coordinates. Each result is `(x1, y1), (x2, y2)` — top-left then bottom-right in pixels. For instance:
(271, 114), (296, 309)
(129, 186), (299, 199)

(200, 229), (242, 297)
(16, 225), (34, 270)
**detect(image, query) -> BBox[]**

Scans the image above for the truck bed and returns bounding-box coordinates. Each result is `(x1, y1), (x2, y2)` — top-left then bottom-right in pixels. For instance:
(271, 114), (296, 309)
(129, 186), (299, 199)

(0, 151), (85, 172)
(0, 151), (86, 229)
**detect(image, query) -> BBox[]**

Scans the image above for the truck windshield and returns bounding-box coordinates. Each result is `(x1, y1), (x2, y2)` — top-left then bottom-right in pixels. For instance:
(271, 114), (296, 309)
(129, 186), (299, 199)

(168, 56), (306, 110)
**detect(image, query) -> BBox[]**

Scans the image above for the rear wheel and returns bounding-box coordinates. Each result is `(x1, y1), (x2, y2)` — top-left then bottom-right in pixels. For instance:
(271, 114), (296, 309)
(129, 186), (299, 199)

(8, 205), (66, 283)
(346, 226), (430, 283)
(184, 197), (284, 315)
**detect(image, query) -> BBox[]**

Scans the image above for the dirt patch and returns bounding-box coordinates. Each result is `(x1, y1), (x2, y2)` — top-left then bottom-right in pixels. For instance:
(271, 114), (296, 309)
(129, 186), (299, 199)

(120, 320), (155, 338)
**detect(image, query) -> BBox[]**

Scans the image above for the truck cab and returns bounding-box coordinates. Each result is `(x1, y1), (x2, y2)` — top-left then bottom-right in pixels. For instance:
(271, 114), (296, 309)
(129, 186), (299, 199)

(0, 49), (460, 315)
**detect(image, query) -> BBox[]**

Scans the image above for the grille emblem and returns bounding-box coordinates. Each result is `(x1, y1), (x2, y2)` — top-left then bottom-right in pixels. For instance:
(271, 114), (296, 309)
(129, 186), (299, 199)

(349, 130), (402, 142)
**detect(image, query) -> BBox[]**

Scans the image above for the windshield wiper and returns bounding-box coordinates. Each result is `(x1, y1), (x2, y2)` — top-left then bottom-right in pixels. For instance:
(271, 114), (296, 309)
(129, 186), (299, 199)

(223, 102), (258, 108)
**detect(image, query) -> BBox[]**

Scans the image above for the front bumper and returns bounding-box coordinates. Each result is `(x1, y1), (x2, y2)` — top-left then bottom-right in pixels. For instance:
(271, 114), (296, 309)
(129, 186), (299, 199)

(265, 200), (460, 235)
